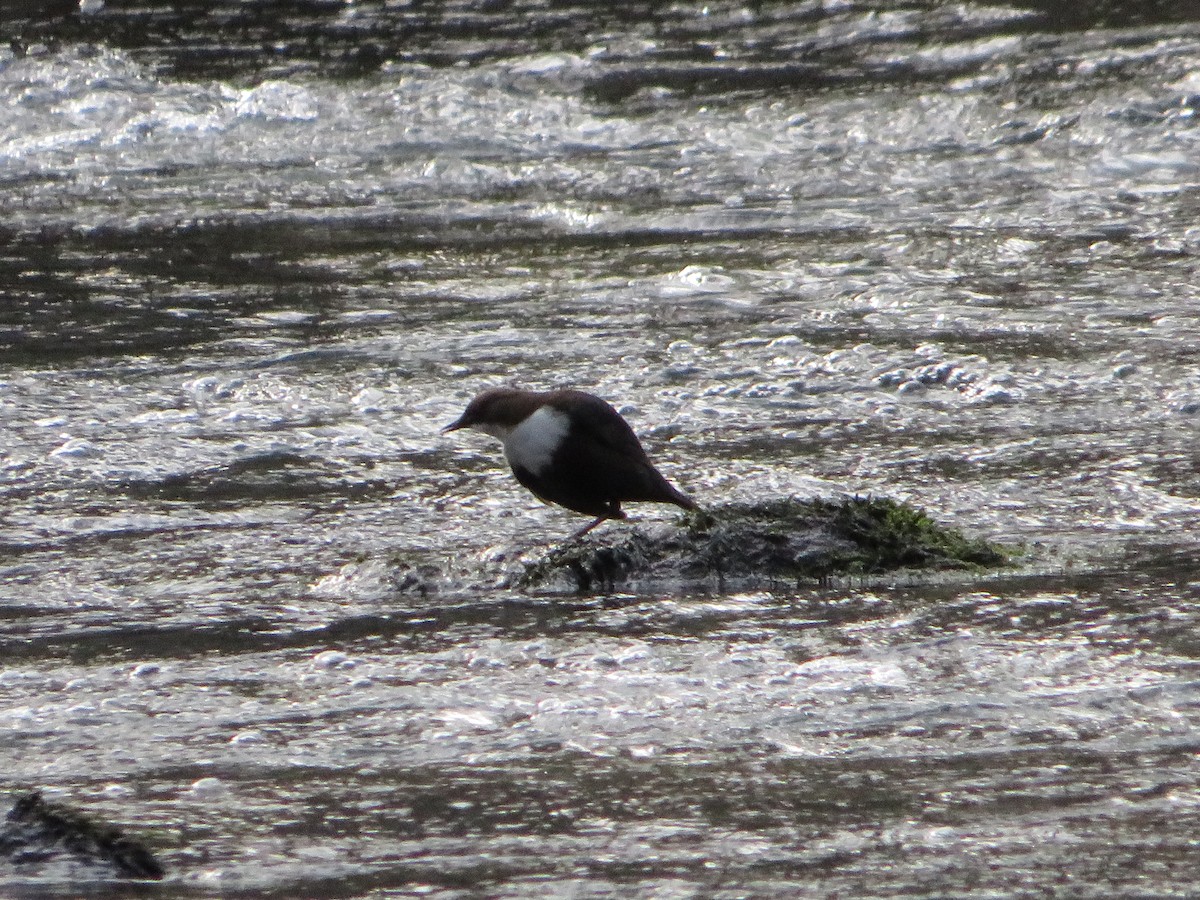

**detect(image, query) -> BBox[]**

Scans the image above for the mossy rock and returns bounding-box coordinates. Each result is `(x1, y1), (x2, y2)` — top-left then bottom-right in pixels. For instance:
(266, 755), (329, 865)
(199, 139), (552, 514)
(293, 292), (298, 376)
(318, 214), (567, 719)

(0, 790), (165, 881)
(521, 496), (1008, 592)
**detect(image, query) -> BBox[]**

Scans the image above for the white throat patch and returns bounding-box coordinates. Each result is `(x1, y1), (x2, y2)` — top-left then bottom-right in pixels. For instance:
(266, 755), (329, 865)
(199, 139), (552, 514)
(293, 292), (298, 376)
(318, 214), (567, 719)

(501, 406), (569, 476)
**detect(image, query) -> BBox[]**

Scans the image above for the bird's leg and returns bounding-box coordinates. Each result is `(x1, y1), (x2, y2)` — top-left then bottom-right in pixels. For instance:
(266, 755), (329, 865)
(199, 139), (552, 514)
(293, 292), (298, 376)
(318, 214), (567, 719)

(566, 515), (609, 542)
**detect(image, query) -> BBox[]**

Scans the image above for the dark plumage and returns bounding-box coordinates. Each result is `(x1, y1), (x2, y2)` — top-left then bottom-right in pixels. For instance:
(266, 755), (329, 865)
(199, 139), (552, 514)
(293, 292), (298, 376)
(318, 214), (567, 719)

(444, 387), (697, 538)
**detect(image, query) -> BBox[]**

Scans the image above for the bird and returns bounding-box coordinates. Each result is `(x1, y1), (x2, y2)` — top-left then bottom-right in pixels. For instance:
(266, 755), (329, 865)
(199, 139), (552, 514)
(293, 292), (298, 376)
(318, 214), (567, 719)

(443, 387), (698, 540)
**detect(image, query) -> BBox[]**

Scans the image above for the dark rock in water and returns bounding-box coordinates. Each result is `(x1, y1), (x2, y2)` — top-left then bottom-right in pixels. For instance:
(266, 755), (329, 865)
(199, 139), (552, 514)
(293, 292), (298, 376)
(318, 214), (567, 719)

(521, 496), (1009, 592)
(0, 790), (165, 881)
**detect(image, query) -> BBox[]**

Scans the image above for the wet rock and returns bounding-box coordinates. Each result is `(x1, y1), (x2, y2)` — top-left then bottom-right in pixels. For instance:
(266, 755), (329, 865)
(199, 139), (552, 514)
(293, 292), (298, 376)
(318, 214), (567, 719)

(0, 790), (165, 881)
(520, 496), (1008, 592)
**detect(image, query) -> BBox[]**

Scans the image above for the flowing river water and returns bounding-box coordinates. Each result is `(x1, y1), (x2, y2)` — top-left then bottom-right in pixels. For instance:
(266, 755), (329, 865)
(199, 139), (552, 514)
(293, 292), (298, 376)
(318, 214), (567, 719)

(4, 1), (1200, 896)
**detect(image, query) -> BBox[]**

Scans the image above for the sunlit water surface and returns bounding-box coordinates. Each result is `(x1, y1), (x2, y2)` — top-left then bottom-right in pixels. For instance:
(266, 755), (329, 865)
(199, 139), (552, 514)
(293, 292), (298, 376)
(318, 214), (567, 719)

(3, 1), (1200, 896)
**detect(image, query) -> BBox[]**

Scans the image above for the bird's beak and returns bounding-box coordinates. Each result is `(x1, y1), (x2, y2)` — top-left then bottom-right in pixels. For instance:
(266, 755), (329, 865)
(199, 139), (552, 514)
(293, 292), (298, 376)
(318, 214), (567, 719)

(442, 417), (466, 434)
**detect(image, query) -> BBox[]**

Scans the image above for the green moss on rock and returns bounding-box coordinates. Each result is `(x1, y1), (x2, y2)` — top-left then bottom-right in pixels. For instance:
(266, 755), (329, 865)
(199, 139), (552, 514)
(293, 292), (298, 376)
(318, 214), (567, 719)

(0, 790), (165, 881)
(521, 495), (1008, 592)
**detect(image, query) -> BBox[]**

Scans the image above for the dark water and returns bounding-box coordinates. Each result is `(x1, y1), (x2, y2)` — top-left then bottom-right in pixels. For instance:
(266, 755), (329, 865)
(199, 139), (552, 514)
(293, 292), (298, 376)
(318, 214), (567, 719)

(4, 1), (1200, 896)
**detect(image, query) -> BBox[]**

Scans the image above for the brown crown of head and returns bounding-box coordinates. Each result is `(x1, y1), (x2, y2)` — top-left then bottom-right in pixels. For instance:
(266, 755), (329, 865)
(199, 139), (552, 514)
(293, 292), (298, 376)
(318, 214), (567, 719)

(443, 388), (543, 433)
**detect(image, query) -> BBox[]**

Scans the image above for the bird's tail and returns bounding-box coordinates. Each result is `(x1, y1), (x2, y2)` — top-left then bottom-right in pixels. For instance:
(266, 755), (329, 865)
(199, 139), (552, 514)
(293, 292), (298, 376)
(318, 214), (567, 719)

(666, 483), (699, 511)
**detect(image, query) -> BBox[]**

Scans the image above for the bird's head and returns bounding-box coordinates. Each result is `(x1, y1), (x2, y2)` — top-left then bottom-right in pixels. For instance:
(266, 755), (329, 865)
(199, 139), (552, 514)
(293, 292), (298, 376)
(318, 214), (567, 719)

(443, 388), (540, 440)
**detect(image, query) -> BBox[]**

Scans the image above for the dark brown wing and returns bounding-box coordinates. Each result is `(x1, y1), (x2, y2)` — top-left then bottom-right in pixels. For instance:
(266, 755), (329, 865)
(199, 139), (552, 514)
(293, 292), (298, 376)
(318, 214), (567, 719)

(544, 390), (652, 463)
(542, 391), (696, 511)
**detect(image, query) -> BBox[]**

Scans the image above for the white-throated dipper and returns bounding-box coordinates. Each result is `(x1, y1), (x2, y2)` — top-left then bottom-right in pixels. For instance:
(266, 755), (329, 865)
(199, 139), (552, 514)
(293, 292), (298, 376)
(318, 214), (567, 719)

(443, 387), (698, 539)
